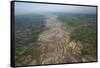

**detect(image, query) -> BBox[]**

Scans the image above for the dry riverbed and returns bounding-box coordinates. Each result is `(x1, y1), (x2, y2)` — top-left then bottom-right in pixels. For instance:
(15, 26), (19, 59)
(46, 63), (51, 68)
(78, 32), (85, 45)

(34, 15), (83, 64)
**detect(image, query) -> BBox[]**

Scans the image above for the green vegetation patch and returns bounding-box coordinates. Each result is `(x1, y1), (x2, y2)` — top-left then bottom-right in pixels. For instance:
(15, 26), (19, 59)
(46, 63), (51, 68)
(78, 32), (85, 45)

(15, 44), (42, 65)
(70, 24), (96, 58)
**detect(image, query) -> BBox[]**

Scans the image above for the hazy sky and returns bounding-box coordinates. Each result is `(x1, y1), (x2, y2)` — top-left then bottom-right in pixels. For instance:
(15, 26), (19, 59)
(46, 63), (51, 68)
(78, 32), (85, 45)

(15, 2), (96, 15)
